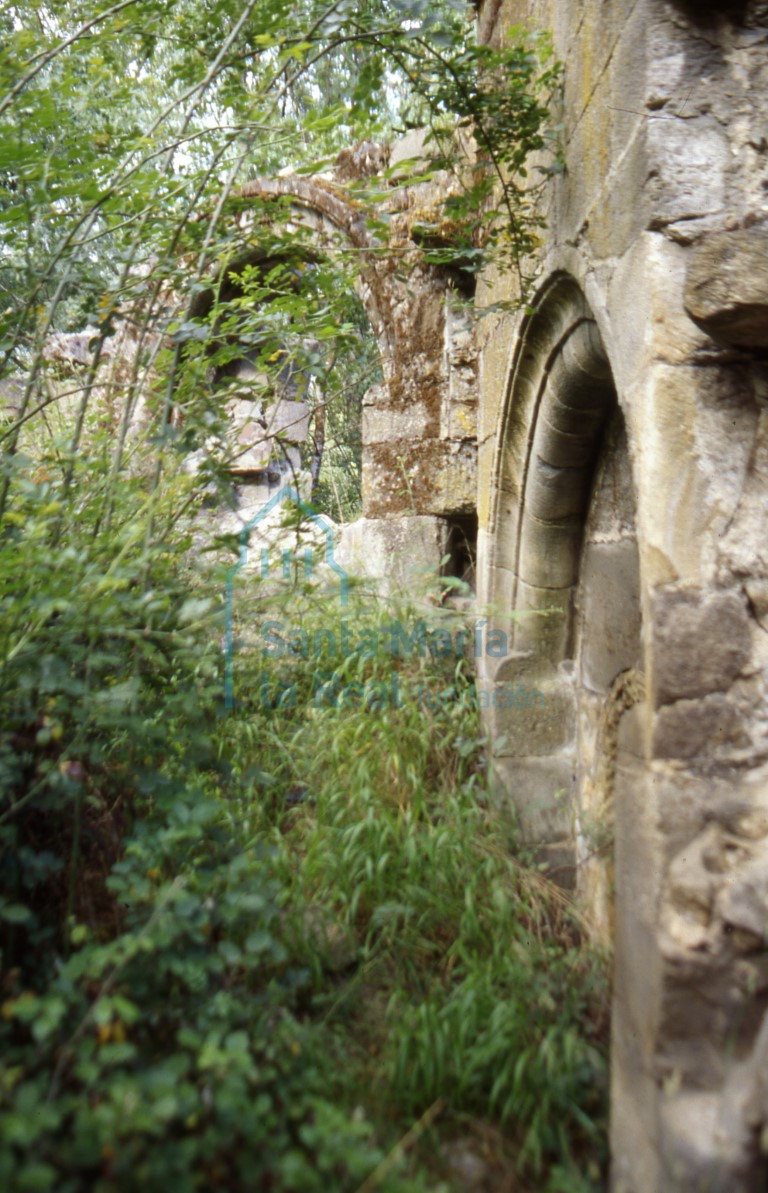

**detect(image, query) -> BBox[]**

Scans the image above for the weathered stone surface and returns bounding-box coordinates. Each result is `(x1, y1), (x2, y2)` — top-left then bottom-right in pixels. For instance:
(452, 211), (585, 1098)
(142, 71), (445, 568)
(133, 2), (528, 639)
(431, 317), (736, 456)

(335, 514), (448, 593)
(654, 693), (745, 760)
(517, 512), (583, 589)
(661, 813), (768, 969)
(487, 674), (575, 756)
(362, 438), (477, 519)
(225, 397), (310, 474)
(578, 539), (642, 691)
(362, 399), (433, 444)
(648, 120), (729, 230)
(654, 766), (766, 859)
(684, 230), (768, 348)
(512, 578), (572, 661)
(611, 724), (661, 1193)
(659, 1091), (761, 1193)
(653, 589), (752, 706)
(491, 751), (574, 852)
(473, 0), (768, 1188)
(266, 399), (310, 441)
(718, 407), (768, 581)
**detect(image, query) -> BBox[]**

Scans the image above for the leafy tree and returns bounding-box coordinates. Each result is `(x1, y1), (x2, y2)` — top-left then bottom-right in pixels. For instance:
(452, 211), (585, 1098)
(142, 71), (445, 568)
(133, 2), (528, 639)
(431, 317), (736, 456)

(0, 0), (560, 510)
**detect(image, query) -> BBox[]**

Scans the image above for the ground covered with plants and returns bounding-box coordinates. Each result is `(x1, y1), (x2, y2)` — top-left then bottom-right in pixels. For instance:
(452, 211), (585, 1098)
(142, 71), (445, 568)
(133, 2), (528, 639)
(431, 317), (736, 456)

(1, 1), (607, 1189)
(0, 486), (609, 1190)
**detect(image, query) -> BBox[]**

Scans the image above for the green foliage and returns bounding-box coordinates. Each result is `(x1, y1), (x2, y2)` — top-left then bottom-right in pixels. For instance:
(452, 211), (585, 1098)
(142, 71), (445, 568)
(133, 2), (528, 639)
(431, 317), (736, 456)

(0, 451), (218, 972)
(0, 496), (608, 1189)
(0, 0), (560, 518)
(219, 580), (610, 1188)
(392, 29), (562, 284)
(0, 473), (431, 1192)
(0, 803), (413, 1193)
(0, 6), (601, 1192)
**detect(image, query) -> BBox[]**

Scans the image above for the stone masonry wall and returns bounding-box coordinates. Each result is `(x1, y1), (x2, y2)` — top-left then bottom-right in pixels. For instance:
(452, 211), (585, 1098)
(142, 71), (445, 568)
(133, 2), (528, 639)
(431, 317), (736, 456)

(475, 1), (768, 1189)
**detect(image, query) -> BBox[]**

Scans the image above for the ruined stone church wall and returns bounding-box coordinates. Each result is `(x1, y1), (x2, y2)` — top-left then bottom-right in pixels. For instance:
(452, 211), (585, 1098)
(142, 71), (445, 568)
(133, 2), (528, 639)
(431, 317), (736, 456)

(475, 1), (768, 1189)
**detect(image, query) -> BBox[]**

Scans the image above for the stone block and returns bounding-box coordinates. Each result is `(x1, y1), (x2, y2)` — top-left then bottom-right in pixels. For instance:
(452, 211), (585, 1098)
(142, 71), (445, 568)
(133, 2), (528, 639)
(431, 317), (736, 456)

(611, 739), (663, 1193)
(653, 766), (768, 861)
(659, 1091), (759, 1193)
(607, 236), (712, 372)
(518, 512), (582, 589)
(647, 119), (728, 228)
(512, 579), (572, 661)
(230, 434), (272, 473)
(716, 852), (768, 944)
(488, 650), (558, 687)
(362, 439), (476, 518)
(486, 672), (576, 757)
(654, 693), (745, 761)
(588, 125), (648, 261)
(267, 399), (310, 442)
(534, 417), (602, 469)
(652, 588), (751, 705)
(362, 401), (432, 443)
(442, 399), (477, 441)
(335, 514), (448, 592)
(388, 127), (430, 171)
(617, 700), (647, 763)
(684, 229), (768, 348)
(524, 460), (594, 522)
(0, 376), (24, 417)
(578, 537), (642, 691)
(491, 751), (574, 855)
(636, 363), (757, 582)
(545, 389), (608, 439)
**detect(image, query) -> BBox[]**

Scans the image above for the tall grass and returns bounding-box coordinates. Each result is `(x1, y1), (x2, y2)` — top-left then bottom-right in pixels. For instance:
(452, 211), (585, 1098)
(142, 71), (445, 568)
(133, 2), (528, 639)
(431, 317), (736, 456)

(218, 574), (610, 1190)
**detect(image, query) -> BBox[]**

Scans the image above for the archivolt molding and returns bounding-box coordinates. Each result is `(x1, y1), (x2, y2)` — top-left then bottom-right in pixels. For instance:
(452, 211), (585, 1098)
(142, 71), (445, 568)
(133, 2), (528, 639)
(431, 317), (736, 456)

(483, 273), (616, 666)
(478, 273), (638, 876)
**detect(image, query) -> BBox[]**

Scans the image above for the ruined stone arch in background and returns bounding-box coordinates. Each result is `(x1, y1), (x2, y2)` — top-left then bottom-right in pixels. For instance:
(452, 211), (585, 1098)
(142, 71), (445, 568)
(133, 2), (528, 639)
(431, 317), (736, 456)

(232, 158), (481, 587)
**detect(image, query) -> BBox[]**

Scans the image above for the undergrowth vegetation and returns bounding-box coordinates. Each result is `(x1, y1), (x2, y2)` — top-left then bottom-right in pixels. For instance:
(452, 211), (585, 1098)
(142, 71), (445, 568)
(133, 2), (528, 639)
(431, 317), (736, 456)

(0, 3), (605, 1189)
(1, 483), (609, 1191)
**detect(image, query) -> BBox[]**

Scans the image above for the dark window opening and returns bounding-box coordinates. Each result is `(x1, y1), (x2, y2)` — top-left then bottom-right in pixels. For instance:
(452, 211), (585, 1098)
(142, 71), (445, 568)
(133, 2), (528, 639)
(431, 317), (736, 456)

(442, 512), (477, 592)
